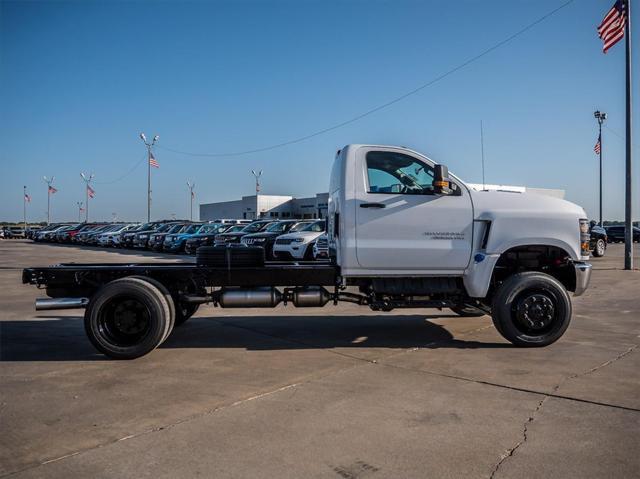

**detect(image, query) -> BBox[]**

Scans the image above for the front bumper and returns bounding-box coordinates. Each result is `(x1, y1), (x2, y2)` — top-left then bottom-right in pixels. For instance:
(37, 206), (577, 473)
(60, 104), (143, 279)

(572, 261), (592, 296)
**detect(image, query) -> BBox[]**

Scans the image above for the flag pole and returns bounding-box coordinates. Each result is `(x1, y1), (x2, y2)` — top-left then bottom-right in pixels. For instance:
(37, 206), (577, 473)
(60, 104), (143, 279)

(624, 0), (633, 270)
(23, 186), (27, 233)
(147, 143), (151, 223)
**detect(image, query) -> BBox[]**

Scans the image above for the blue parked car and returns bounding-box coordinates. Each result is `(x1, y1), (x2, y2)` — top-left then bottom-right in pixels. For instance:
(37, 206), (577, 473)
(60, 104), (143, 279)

(163, 223), (205, 253)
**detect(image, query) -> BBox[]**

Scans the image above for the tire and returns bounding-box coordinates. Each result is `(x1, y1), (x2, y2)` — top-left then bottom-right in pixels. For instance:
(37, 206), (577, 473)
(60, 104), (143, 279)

(84, 277), (171, 359)
(175, 303), (199, 326)
(303, 243), (314, 260)
(196, 245), (264, 267)
(491, 272), (571, 347)
(127, 276), (175, 342)
(450, 305), (486, 317)
(592, 238), (606, 257)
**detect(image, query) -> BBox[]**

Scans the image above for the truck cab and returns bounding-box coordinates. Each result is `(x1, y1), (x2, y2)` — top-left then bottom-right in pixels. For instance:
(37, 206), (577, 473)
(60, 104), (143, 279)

(329, 145), (591, 311)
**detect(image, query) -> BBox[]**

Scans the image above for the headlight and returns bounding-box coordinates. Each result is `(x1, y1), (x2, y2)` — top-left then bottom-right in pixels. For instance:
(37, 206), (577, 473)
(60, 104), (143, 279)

(579, 219), (590, 257)
(139, 234), (148, 239)
(293, 238), (305, 243)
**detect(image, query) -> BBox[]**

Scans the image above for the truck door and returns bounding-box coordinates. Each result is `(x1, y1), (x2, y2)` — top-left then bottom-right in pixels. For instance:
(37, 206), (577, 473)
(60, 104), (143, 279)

(354, 147), (473, 272)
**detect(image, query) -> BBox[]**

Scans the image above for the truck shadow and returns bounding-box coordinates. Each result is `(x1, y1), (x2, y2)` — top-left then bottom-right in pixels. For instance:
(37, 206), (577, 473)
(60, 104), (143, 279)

(0, 314), (510, 362)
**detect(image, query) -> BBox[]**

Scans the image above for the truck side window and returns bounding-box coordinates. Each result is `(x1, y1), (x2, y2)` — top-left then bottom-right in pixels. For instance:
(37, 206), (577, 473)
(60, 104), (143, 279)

(366, 151), (435, 195)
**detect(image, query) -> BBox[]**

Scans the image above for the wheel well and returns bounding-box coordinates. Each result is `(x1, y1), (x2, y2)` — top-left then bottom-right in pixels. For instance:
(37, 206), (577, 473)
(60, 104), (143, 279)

(491, 245), (575, 294)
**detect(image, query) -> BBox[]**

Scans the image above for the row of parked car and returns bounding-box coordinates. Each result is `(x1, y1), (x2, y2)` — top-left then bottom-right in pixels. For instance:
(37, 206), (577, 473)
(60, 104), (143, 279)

(28, 218), (330, 260)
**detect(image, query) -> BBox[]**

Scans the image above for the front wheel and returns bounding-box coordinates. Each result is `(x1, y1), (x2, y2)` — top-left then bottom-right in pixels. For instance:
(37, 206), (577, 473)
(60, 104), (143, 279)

(491, 272), (571, 347)
(592, 238), (606, 257)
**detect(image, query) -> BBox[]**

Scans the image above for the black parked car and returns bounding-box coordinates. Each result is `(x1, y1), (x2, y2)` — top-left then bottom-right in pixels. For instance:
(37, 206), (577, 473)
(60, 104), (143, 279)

(589, 222), (607, 257)
(184, 223), (236, 254)
(214, 220), (274, 246)
(240, 220), (312, 259)
(148, 223), (189, 252)
(133, 222), (178, 249)
(605, 225), (640, 243)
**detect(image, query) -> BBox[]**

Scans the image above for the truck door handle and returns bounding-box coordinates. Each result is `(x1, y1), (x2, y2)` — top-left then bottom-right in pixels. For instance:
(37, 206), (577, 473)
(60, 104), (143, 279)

(360, 202), (386, 209)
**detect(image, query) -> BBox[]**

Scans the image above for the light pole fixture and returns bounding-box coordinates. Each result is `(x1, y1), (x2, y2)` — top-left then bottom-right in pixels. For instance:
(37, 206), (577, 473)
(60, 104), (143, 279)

(187, 181), (195, 221)
(80, 172), (95, 222)
(594, 110), (607, 226)
(43, 176), (55, 224)
(140, 133), (159, 222)
(251, 170), (262, 195)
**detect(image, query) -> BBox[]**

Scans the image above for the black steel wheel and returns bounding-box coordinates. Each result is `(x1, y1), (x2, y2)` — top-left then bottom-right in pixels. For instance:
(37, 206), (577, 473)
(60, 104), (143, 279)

(84, 277), (171, 359)
(128, 275), (175, 342)
(593, 238), (606, 257)
(491, 272), (571, 347)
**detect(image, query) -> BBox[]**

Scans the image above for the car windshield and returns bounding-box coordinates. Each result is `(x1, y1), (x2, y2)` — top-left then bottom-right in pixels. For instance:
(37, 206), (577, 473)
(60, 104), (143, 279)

(265, 222), (294, 233)
(290, 222), (313, 232)
(167, 224), (184, 233)
(301, 221), (325, 233)
(182, 224), (201, 234)
(226, 225), (247, 233)
(242, 222), (269, 233)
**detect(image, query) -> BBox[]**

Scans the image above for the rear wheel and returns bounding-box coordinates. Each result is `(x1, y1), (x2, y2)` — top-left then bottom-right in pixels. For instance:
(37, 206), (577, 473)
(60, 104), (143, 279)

(84, 277), (171, 359)
(592, 238), (606, 257)
(491, 272), (571, 347)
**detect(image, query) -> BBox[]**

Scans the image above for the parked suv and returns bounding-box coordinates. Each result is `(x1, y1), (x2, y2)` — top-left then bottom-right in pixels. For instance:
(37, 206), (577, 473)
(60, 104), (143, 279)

(163, 223), (204, 253)
(273, 220), (326, 260)
(604, 225), (640, 243)
(149, 223), (189, 251)
(241, 220), (312, 259)
(185, 224), (239, 254)
(589, 222), (607, 257)
(214, 220), (273, 246)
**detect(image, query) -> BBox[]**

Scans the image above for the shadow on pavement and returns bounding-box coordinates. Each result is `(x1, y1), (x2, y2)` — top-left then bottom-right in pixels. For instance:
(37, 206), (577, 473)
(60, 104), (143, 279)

(0, 314), (510, 362)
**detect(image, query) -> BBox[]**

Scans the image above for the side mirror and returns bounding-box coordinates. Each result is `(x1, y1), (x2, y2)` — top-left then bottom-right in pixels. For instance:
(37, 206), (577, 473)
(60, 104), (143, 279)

(433, 164), (452, 195)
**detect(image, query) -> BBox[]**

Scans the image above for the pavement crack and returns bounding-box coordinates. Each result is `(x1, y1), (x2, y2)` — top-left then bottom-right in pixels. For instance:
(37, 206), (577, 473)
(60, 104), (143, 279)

(488, 344), (638, 478)
(489, 396), (548, 478)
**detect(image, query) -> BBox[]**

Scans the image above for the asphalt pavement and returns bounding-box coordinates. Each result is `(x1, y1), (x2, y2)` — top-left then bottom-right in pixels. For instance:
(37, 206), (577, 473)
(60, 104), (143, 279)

(0, 240), (638, 478)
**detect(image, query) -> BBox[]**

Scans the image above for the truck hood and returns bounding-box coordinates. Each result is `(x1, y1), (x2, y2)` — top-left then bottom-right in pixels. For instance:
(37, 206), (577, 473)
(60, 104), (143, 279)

(469, 189), (588, 260)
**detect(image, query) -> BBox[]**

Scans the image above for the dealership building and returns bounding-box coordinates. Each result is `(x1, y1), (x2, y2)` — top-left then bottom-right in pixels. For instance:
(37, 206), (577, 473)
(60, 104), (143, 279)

(200, 193), (329, 221)
(199, 185), (564, 222)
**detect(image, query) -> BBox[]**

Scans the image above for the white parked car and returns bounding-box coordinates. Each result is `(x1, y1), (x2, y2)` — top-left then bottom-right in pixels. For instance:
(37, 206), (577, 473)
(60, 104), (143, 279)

(97, 224), (138, 247)
(273, 220), (326, 260)
(313, 234), (329, 260)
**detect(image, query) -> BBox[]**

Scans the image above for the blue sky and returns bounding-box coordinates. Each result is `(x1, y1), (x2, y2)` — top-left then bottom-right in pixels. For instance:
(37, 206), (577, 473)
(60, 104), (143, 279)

(1, 0), (638, 222)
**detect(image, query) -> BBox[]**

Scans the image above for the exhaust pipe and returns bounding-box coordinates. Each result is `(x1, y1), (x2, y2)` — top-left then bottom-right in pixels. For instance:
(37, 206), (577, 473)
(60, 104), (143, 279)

(35, 297), (89, 311)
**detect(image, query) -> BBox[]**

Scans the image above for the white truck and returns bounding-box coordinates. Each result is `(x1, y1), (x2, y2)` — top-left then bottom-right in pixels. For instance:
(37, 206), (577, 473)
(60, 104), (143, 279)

(23, 144), (592, 359)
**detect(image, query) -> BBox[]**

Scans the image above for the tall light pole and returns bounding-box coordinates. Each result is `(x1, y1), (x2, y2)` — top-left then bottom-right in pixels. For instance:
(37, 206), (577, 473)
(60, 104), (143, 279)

(43, 176), (55, 224)
(76, 201), (83, 222)
(80, 173), (94, 222)
(23, 186), (28, 232)
(251, 170), (262, 194)
(594, 111), (607, 226)
(187, 181), (195, 221)
(140, 133), (159, 222)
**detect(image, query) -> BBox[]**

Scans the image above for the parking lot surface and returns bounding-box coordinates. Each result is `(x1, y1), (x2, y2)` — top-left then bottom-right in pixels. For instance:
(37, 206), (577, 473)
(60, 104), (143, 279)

(1, 240), (639, 478)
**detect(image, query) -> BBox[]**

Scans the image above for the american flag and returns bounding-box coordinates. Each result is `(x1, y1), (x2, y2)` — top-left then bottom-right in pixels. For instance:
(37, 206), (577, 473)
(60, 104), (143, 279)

(598, 0), (627, 53)
(87, 185), (96, 198)
(24, 193), (31, 203)
(48, 185), (58, 194)
(149, 152), (160, 168)
(79, 206), (85, 211)
(594, 137), (601, 154)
